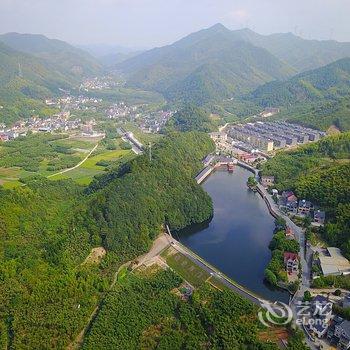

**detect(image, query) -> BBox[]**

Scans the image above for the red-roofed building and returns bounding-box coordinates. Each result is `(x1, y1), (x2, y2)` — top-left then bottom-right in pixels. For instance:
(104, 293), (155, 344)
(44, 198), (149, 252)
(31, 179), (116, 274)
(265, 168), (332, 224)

(285, 227), (295, 240)
(240, 153), (260, 164)
(0, 133), (9, 142)
(284, 252), (299, 274)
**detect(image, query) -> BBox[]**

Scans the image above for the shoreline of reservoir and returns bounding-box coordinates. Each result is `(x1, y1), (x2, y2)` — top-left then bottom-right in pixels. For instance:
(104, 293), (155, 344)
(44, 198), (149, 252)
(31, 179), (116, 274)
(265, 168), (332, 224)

(179, 164), (290, 302)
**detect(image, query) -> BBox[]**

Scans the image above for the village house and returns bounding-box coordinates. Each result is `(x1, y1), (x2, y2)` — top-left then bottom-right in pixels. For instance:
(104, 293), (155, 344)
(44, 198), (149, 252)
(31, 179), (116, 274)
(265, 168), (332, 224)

(283, 252), (299, 274)
(279, 191), (298, 213)
(309, 295), (333, 338)
(287, 201), (298, 213)
(0, 133), (9, 141)
(298, 199), (314, 215)
(327, 318), (350, 348)
(314, 210), (326, 225)
(261, 175), (275, 188)
(285, 227), (295, 240)
(282, 191), (298, 202)
(209, 132), (227, 142)
(240, 153), (261, 164)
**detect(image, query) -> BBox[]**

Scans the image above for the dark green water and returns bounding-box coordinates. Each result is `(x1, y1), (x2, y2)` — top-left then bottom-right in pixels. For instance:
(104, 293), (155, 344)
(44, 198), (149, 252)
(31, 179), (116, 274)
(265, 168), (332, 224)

(177, 167), (289, 302)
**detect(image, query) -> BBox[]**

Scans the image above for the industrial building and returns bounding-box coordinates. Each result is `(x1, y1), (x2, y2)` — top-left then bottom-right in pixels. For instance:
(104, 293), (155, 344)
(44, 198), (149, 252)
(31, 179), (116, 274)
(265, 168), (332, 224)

(227, 121), (324, 152)
(228, 126), (274, 152)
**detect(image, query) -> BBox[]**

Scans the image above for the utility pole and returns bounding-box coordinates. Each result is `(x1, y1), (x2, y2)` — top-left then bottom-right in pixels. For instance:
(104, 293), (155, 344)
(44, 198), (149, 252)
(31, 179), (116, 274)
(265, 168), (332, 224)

(18, 62), (23, 78)
(149, 142), (152, 162)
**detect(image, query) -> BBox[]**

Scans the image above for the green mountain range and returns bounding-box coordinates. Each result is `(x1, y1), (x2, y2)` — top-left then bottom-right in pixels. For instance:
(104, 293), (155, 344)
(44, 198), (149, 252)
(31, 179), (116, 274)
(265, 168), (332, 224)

(251, 57), (350, 106)
(247, 58), (350, 131)
(0, 34), (102, 124)
(228, 28), (350, 72)
(117, 24), (350, 106)
(117, 24), (295, 105)
(0, 32), (101, 78)
(0, 42), (69, 124)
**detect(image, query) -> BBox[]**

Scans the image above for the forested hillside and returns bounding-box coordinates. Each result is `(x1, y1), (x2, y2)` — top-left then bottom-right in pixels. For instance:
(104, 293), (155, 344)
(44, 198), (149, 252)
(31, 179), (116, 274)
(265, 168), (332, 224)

(261, 133), (350, 257)
(230, 28), (350, 72)
(83, 268), (306, 350)
(0, 32), (101, 78)
(86, 132), (214, 254)
(251, 58), (350, 107)
(166, 105), (216, 132)
(0, 179), (105, 349)
(244, 58), (350, 131)
(0, 132), (215, 348)
(276, 96), (350, 132)
(117, 24), (294, 105)
(0, 41), (73, 124)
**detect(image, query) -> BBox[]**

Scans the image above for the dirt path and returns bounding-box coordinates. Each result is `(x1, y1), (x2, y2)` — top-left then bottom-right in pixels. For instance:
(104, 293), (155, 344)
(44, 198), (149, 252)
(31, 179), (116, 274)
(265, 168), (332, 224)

(67, 234), (170, 350)
(48, 143), (98, 178)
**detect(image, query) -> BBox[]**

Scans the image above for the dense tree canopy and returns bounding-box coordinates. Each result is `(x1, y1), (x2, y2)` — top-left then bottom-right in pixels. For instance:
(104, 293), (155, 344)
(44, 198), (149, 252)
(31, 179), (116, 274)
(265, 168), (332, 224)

(166, 105), (215, 132)
(86, 132), (215, 255)
(261, 132), (350, 258)
(0, 131), (215, 348)
(83, 268), (305, 350)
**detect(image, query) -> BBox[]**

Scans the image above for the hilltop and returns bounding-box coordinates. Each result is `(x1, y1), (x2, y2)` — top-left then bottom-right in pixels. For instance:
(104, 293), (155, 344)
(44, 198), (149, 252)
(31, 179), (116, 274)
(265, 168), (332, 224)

(116, 24), (350, 107)
(0, 33), (103, 124)
(0, 32), (101, 78)
(0, 42), (72, 124)
(248, 58), (350, 131)
(117, 24), (295, 105)
(228, 27), (350, 72)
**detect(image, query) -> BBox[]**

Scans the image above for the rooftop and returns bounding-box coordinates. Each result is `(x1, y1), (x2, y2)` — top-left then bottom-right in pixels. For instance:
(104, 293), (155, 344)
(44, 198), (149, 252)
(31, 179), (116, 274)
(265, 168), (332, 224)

(319, 247), (350, 276)
(284, 252), (298, 261)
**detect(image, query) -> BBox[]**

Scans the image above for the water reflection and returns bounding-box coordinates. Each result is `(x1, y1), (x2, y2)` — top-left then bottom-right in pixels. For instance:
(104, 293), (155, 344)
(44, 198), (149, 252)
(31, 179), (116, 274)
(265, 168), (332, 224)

(177, 167), (289, 302)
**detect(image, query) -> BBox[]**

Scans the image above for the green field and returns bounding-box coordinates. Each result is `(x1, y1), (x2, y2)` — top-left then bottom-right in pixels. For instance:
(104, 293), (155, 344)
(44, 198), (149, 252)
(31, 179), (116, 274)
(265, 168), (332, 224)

(49, 168), (103, 185)
(49, 148), (133, 185)
(161, 247), (210, 288)
(0, 134), (99, 187)
(50, 137), (96, 151)
(0, 128), (152, 188)
(82, 149), (130, 170)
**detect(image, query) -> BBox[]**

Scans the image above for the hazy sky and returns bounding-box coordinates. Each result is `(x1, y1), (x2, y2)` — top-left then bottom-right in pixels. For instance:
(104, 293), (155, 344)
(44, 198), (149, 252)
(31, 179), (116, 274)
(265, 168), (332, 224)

(0, 0), (349, 48)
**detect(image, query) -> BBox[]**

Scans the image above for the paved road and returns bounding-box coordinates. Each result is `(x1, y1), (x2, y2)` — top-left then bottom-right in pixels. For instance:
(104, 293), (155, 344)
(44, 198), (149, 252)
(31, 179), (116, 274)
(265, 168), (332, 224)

(121, 136), (143, 155)
(256, 183), (315, 349)
(117, 128), (144, 155)
(163, 232), (267, 306)
(257, 184), (310, 289)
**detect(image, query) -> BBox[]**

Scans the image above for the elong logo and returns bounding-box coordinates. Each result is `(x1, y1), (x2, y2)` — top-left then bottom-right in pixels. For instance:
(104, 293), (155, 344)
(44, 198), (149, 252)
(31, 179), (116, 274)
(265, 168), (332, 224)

(258, 301), (293, 327)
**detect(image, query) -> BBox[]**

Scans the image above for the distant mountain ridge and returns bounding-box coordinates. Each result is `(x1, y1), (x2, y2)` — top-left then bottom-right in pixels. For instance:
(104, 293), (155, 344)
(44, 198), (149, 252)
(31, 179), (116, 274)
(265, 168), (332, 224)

(250, 57), (350, 106)
(232, 28), (350, 72)
(77, 43), (142, 66)
(0, 40), (76, 124)
(117, 23), (350, 106)
(0, 33), (103, 125)
(0, 32), (101, 78)
(117, 24), (296, 105)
